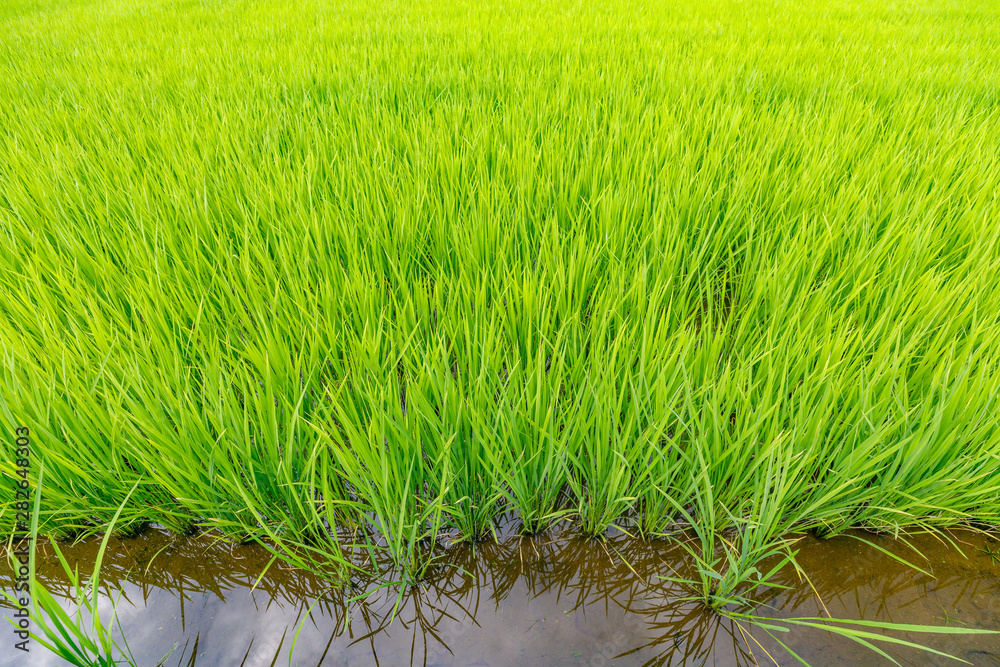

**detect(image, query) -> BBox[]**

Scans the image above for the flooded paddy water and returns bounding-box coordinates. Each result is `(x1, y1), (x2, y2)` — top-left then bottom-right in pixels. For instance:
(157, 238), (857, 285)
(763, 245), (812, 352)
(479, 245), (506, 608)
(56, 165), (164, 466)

(2, 525), (999, 666)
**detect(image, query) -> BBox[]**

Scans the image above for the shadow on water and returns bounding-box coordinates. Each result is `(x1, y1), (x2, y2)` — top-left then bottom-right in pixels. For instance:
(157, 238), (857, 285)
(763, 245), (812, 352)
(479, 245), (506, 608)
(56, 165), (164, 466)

(2, 525), (999, 666)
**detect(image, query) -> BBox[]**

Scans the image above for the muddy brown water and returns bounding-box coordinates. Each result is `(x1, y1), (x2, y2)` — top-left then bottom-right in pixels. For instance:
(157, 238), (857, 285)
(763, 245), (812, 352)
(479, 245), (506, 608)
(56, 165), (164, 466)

(2, 525), (999, 666)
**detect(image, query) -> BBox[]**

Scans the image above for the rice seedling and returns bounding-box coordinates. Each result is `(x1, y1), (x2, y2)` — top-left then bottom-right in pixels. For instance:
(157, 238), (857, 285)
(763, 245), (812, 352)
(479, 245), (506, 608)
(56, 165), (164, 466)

(726, 612), (998, 666)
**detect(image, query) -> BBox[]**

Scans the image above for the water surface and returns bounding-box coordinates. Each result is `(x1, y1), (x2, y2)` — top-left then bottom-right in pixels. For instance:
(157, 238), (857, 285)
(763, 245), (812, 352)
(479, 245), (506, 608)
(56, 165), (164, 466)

(3, 526), (999, 665)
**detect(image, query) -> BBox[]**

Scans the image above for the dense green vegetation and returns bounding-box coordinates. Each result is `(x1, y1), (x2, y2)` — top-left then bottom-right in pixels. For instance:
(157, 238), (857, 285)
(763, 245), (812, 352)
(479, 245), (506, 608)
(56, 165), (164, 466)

(2, 0), (1000, 610)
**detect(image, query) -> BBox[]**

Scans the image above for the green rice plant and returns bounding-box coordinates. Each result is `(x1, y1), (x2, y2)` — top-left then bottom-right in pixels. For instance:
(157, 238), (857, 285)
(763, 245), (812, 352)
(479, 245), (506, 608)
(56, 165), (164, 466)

(727, 612), (999, 666)
(484, 339), (576, 535)
(310, 347), (450, 582)
(404, 336), (505, 542)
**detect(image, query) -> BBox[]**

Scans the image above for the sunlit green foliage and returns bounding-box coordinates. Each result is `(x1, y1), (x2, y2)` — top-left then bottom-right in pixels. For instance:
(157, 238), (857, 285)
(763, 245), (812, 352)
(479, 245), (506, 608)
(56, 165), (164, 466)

(2, 0), (1000, 601)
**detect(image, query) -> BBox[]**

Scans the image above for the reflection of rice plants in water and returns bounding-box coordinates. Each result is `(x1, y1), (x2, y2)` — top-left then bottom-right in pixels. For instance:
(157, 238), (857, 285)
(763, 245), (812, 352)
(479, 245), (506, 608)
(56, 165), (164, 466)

(3, 0), (1000, 663)
(10, 504), (999, 666)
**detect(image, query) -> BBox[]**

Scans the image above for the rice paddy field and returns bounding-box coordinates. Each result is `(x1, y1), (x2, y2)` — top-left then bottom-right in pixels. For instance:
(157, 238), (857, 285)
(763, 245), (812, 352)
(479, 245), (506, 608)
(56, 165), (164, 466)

(2, 0), (1000, 664)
